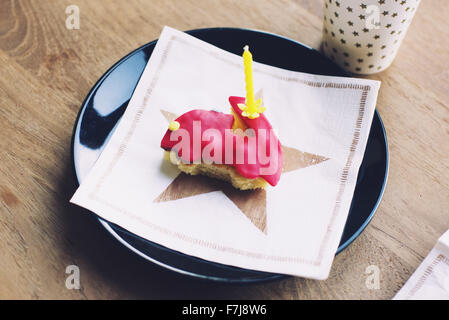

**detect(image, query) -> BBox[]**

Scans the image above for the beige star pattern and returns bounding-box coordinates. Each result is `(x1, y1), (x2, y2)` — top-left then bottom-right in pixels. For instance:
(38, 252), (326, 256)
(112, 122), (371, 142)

(154, 110), (329, 234)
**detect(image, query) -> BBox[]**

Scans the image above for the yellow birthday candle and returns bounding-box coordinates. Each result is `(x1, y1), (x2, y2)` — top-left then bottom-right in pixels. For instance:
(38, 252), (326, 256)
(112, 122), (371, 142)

(238, 45), (265, 119)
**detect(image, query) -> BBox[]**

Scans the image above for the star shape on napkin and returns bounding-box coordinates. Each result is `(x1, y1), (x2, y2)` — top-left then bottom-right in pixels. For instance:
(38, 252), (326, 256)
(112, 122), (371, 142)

(155, 109), (329, 234)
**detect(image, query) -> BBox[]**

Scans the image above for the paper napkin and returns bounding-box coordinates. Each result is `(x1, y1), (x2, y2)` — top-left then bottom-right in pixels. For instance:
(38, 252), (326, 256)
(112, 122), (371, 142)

(71, 27), (381, 279)
(394, 230), (449, 300)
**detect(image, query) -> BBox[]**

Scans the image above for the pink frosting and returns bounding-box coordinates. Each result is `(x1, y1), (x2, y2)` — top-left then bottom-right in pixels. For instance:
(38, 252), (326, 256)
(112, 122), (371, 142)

(160, 96), (283, 186)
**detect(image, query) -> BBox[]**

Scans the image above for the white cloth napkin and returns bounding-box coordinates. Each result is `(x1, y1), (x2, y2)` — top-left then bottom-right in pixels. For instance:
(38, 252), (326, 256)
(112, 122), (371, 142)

(394, 230), (449, 300)
(70, 26), (380, 279)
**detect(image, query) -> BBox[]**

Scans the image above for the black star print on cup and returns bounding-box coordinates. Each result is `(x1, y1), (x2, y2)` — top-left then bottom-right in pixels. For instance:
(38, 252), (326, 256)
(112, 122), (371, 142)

(322, 0), (422, 74)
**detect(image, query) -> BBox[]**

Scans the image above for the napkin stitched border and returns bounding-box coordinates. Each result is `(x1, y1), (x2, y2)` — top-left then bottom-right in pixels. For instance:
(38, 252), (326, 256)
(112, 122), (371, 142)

(402, 254), (449, 299)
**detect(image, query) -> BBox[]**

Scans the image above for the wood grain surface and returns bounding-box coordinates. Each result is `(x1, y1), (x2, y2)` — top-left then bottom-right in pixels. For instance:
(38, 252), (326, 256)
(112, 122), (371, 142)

(0, 0), (448, 299)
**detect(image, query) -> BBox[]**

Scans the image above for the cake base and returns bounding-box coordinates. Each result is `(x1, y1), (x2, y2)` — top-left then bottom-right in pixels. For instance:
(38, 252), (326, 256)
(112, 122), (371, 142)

(165, 152), (268, 190)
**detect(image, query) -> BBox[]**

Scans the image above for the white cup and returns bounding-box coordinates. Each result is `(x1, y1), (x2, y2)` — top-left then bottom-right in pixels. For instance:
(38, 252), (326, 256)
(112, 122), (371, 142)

(322, 0), (421, 74)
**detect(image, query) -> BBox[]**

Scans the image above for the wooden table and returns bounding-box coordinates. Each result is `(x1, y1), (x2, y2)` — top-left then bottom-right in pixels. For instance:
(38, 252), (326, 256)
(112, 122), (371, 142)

(0, 0), (448, 300)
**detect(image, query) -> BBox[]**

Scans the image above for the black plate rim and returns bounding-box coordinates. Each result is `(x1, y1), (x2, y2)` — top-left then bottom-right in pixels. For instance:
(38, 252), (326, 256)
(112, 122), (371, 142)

(71, 27), (389, 283)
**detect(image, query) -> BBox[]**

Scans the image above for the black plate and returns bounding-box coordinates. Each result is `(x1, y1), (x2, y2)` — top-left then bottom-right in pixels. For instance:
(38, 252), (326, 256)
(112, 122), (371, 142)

(71, 28), (388, 283)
